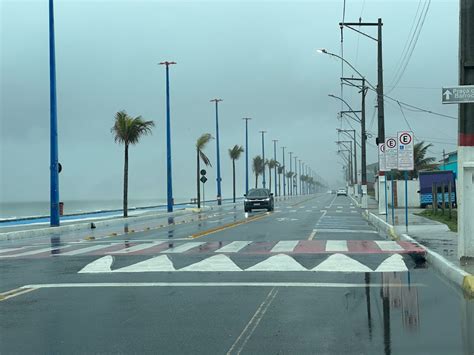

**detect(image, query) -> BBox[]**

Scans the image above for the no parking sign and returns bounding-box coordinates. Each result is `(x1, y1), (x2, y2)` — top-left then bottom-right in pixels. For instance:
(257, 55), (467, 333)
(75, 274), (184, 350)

(397, 131), (414, 171)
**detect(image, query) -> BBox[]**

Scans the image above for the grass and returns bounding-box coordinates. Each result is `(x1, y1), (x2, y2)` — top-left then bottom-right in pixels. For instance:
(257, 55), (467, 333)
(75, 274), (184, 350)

(417, 209), (458, 232)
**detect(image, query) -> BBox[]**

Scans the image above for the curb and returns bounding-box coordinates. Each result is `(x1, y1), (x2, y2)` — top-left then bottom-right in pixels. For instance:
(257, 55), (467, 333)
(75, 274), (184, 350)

(364, 210), (474, 298)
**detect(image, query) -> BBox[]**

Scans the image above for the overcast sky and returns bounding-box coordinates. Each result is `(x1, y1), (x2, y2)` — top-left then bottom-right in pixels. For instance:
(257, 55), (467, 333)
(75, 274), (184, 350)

(0, 0), (458, 203)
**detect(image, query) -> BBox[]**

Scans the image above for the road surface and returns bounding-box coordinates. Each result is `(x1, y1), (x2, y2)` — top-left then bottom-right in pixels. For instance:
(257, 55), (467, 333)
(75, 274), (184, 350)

(1, 193), (473, 354)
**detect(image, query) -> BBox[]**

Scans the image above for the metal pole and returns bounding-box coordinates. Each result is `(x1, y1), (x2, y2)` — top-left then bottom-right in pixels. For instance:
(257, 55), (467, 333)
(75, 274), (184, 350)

(211, 99), (223, 205)
(384, 173), (388, 222)
(273, 140), (278, 196)
(260, 131), (266, 188)
(391, 172), (395, 225)
(289, 152), (293, 196)
(377, 18), (386, 216)
(405, 171), (408, 233)
(243, 118), (251, 194)
(361, 80), (368, 207)
(49, 0), (60, 227)
(282, 146), (286, 197)
(294, 156), (298, 195)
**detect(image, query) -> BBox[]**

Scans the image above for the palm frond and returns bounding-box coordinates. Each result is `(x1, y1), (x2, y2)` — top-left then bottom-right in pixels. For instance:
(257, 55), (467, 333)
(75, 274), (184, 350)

(112, 110), (154, 145)
(229, 145), (244, 160)
(199, 150), (212, 167)
(196, 133), (213, 150)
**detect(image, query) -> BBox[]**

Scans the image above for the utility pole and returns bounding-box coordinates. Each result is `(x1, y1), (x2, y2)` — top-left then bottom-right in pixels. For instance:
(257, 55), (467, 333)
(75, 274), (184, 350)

(459, 0), (474, 260)
(294, 155), (298, 195)
(281, 146), (286, 196)
(340, 18), (385, 214)
(289, 152), (293, 196)
(242, 118), (252, 194)
(272, 139), (278, 196)
(260, 131), (267, 189)
(210, 99), (223, 205)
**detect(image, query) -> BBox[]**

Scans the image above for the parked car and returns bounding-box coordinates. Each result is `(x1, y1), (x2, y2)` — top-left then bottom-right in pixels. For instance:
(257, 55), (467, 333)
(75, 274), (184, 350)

(336, 189), (347, 196)
(244, 188), (274, 212)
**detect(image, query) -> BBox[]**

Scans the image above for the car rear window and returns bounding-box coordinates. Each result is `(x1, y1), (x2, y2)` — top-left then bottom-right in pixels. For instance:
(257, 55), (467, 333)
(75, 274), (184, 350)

(247, 189), (269, 197)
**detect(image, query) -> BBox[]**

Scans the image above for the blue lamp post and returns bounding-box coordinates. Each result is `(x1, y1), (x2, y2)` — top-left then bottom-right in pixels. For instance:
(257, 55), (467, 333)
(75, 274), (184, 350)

(242, 118), (251, 193)
(49, 0), (60, 227)
(159, 61), (176, 213)
(281, 146), (286, 196)
(210, 99), (223, 205)
(272, 139), (278, 196)
(289, 152), (293, 196)
(294, 156), (298, 195)
(260, 131), (267, 188)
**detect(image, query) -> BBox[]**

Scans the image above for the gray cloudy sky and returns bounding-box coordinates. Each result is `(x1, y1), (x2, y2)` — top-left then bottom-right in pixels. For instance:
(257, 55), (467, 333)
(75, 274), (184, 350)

(0, 0), (458, 203)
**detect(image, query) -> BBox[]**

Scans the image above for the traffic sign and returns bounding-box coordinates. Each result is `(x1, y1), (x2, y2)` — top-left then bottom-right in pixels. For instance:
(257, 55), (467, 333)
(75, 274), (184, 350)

(200, 176), (208, 184)
(442, 85), (474, 104)
(385, 137), (398, 170)
(397, 131), (414, 171)
(378, 143), (388, 172)
(200, 169), (207, 176)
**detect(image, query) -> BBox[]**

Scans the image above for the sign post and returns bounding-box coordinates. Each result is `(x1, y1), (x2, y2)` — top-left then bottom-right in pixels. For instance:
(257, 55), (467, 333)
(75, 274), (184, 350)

(385, 137), (398, 224)
(378, 143), (389, 219)
(397, 131), (414, 233)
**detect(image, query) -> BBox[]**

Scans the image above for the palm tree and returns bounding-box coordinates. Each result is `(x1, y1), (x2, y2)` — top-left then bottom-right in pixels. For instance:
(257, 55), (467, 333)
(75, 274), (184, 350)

(228, 145), (244, 203)
(300, 175), (307, 195)
(285, 171), (294, 196)
(252, 156), (264, 188)
(111, 110), (154, 217)
(196, 133), (213, 209)
(277, 166), (284, 196)
(266, 159), (278, 192)
(394, 141), (437, 179)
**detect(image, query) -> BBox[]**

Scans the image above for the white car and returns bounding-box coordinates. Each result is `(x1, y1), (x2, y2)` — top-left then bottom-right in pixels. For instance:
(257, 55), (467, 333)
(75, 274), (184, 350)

(336, 189), (347, 196)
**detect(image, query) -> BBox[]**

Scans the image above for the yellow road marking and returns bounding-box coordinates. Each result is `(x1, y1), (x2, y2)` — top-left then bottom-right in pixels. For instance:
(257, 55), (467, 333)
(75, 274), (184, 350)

(308, 229), (317, 240)
(0, 287), (37, 302)
(290, 196), (317, 207)
(190, 214), (270, 239)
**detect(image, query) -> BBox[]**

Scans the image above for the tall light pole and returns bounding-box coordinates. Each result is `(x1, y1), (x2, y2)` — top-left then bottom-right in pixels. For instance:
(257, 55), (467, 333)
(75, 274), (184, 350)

(159, 61), (176, 213)
(260, 131), (267, 189)
(338, 128), (358, 194)
(210, 99), (223, 205)
(242, 118), (252, 194)
(272, 139), (278, 196)
(299, 160), (302, 195)
(49, 0), (60, 226)
(281, 146), (286, 196)
(289, 151), (293, 196)
(294, 155), (298, 195)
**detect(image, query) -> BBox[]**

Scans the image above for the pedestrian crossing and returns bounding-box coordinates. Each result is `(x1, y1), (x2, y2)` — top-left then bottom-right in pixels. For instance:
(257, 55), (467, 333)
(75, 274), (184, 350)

(78, 252), (410, 274)
(0, 240), (425, 259)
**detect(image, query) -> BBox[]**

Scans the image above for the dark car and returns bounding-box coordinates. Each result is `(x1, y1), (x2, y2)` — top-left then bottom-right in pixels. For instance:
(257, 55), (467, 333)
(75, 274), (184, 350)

(244, 188), (274, 212)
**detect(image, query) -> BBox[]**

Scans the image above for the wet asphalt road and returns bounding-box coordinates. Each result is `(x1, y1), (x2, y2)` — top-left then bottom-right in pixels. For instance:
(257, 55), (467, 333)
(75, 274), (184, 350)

(0, 193), (473, 354)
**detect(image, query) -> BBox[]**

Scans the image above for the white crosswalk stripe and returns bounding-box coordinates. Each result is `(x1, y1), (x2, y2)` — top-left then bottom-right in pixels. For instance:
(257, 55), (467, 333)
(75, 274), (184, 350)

(110, 241), (165, 254)
(313, 254), (372, 272)
(61, 244), (115, 256)
(180, 255), (241, 272)
(115, 255), (175, 272)
(245, 254), (307, 272)
(375, 241), (405, 252)
(271, 241), (298, 253)
(325, 240), (348, 252)
(375, 254), (408, 272)
(0, 245), (72, 258)
(215, 241), (251, 253)
(161, 242), (205, 253)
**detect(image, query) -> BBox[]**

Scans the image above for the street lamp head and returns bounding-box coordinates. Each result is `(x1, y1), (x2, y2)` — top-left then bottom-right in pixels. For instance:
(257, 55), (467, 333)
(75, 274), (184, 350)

(242, 117), (252, 121)
(317, 48), (328, 54)
(159, 61), (177, 66)
(210, 98), (223, 103)
(259, 130), (267, 134)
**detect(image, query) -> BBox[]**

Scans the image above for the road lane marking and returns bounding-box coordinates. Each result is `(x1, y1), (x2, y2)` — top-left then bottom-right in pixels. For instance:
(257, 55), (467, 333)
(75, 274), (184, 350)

(78, 255), (113, 273)
(215, 241), (252, 253)
(114, 255), (175, 272)
(312, 229), (378, 234)
(325, 240), (349, 252)
(110, 241), (166, 254)
(308, 230), (317, 240)
(375, 254), (408, 272)
(61, 244), (114, 256)
(227, 287), (278, 355)
(270, 241), (298, 253)
(375, 241), (405, 251)
(0, 245), (72, 258)
(0, 287), (37, 301)
(0, 247), (25, 255)
(161, 242), (205, 253)
(313, 253), (372, 272)
(189, 214), (269, 239)
(246, 254), (307, 271)
(180, 254), (242, 272)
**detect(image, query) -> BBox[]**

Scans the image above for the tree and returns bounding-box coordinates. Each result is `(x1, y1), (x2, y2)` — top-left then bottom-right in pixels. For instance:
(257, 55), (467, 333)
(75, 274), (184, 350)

(252, 156), (264, 188)
(196, 133), (213, 208)
(394, 141), (437, 179)
(285, 171), (294, 195)
(228, 145), (244, 203)
(277, 166), (284, 196)
(111, 110), (154, 217)
(266, 159), (278, 192)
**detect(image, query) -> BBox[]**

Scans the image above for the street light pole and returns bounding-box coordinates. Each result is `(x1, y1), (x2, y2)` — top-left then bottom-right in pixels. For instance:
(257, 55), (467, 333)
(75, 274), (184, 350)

(260, 131), (267, 189)
(289, 152), (293, 196)
(281, 146), (286, 197)
(159, 61), (176, 213)
(49, 0), (60, 227)
(294, 155), (298, 195)
(242, 118), (251, 194)
(272, 139), (278, 196)
(210, 99), (223, 205)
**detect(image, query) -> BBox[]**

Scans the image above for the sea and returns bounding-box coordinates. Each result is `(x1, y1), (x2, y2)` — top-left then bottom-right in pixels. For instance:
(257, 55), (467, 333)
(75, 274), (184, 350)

(0, 198), (190, 220)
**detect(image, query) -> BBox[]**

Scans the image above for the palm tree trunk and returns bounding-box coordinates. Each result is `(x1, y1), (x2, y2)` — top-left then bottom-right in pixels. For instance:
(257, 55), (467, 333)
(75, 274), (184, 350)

(197, 149), (201, 209)
(255, 174), (258, 189)
(232, 159), (236, 203)
(278, 173), (281, 196)
(123, 143), (129, 218)
(268, 166), (272, 191)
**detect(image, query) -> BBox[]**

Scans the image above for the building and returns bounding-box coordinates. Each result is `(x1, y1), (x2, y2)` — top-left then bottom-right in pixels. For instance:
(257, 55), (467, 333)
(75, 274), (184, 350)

(439, 151), (458, 179)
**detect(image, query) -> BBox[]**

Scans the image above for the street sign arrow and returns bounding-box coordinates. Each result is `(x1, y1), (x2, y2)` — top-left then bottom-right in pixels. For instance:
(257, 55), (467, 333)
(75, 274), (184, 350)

(443, 89), (452, 100)
(442, 85), (474, 104)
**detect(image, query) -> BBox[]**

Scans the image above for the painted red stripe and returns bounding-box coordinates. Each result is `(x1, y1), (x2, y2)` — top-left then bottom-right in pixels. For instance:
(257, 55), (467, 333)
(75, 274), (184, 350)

(240, 241), (277, 254)
(347, 240), (380, 253)
(185, 241), (230, 254)
(398, 241), (426, 254)
(293, 240), (326, 253)
(460, 132), (474, 146)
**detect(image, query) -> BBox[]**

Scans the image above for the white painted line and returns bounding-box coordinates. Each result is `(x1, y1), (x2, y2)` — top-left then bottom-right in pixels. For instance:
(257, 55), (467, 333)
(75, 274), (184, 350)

(351, 211), (357, 213)
(325, 240), (348, 252)
(270, 241), (299, 253)
(313, 254), (372, 272)
(179, 255), (242, 272)
(0, 245), (72, 258)
(0, 287), (36, 301)
(110, 241), (165, 254)
(289, 210), (297, 213)
(215, 241), (251, 253)
(161, 242), (205, 253)
(22, 282), (423, 288)
(78, 255), (113, 273)
(61, 244), (114, 256)
(375, 254), (408, 272)
(305, 210), (312, 212)
(374, 241), (404, 251)
(0, 247), (25, 255)
(246, 254), (307, 271)
(337, 206), (343, 209)
(114, 255), (175, 272)
(308, 230), (317, 240)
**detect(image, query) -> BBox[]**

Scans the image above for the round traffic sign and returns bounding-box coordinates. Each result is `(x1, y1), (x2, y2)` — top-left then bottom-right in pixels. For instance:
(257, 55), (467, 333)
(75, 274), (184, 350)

(399, 132), (413, 145)
(386, 138), (397, 149)
(200, 169), (207, 176)
(379, 144), (385, 152)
